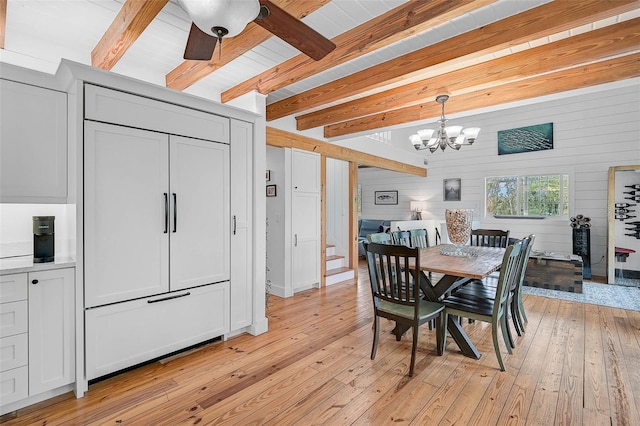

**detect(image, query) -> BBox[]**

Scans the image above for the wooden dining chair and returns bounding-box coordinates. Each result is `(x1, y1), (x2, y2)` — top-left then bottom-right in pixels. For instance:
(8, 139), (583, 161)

(363, 242), (444, 377)
(409, 229), (430, 248)
(441, 239), (523, 371)
(454, 235), (535, 348)
(391, 230), (411, 246)
(470, 229), (510, 248)
(367, 232), (392, 244)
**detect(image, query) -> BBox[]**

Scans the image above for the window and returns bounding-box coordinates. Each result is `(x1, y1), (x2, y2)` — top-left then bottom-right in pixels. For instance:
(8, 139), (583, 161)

(485, 174), (569, 218)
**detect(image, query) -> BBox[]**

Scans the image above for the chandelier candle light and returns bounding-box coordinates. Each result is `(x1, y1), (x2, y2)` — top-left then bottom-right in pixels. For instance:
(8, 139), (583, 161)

(410, 95), (481, 153)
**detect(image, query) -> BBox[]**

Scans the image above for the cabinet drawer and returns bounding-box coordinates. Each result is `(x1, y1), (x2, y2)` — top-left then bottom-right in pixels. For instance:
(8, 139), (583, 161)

(0, 334), (28, 372)
(0, 301), (28, 338)
(84, 84), (229, 143)
(86, 282), (229, 380)
(0, 274), (28, 304)
(0, 365), (28, 406)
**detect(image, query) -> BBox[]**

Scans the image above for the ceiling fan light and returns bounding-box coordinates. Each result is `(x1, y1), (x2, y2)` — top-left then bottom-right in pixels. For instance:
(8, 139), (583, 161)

(179, 0), (260, 38)
(417, 128), (435, 141)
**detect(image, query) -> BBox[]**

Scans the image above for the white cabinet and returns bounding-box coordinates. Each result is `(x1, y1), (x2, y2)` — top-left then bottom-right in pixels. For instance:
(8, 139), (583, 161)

(170, 135), (230, 291)
(28, 268), (75, 395)
(230, 119), (253, 330)
(84, 122), (169, 307)
(0, 268), (74, 409)
(84, 122), (230, 307)
(0, 79), (67, 203)
(85, 282), (228, 380)
(0, 274), (29, 406)
(83, 85), (236, 380)
(291, 150), (321, 293)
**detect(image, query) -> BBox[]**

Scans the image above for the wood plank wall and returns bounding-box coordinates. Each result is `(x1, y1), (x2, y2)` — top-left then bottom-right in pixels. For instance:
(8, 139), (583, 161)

(358, 83), (640, 278)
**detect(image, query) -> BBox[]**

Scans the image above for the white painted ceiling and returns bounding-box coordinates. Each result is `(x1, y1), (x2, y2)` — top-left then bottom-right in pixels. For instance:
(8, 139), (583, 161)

(2, 0), (553, 102)
(1, 0), (638, 150)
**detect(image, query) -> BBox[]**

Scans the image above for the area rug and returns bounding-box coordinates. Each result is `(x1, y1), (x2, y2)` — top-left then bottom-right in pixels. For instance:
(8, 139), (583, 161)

(522, 281), (640, 312)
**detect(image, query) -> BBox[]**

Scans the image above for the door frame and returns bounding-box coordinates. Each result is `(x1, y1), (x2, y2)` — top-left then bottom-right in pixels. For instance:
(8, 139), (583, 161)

(607, 164), (640, 283)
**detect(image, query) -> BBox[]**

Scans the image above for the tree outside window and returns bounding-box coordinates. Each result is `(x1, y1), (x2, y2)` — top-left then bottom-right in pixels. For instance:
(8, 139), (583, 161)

(486, 174), (569, 217)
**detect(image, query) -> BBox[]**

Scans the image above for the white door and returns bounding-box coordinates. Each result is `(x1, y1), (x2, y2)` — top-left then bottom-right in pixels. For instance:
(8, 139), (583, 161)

(291, 149), (321, 292)
(84, 121), (170, 307)
(169, 135), (230, 291)
(230, 119), (253, 330)
(28, 268), (74, 395)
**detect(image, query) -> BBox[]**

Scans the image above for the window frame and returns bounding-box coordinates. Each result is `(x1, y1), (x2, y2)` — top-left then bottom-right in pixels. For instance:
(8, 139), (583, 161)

(484, 172), (572, 220)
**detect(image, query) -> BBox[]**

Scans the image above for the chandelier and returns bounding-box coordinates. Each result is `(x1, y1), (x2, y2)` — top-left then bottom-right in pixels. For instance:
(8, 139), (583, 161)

(409, 95), (480, 153)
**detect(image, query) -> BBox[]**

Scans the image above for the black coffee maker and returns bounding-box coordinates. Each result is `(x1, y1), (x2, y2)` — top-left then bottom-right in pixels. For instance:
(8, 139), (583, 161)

(33, 216), (55, 263)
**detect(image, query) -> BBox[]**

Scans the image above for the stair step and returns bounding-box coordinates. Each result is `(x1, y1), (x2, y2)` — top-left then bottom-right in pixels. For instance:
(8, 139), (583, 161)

(326, 245), (336, 256)
(326, 255), (345, 270)
(325, 267), (355, 286)
(326, 266), (351, 276)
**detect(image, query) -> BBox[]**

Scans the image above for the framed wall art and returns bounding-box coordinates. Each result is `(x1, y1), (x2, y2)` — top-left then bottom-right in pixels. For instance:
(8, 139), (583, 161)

(498, 122), (554, 155)
(266, 184), (277, 197)
(374, 190), (398, 205)
(443, 178), (461, 201)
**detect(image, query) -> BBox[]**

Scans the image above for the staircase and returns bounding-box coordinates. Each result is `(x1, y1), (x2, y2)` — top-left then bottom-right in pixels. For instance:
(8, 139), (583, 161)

(325, 244), (355, 286)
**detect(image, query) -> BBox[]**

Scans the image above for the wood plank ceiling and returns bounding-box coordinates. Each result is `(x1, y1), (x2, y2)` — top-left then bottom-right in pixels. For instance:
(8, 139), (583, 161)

(2, 0), (639, 140)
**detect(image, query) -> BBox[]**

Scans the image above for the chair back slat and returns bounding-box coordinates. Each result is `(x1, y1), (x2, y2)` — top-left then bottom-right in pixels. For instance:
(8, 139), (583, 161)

(364, 242), (421, 311)
(409, 228), (430, 248)
(470, 229), (510, 248)
(367, 232), (392, 244)
(391, 230), (411, 246)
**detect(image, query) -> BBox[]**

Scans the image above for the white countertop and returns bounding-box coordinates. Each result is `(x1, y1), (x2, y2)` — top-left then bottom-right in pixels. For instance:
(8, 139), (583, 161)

(0, 255), (75, 275)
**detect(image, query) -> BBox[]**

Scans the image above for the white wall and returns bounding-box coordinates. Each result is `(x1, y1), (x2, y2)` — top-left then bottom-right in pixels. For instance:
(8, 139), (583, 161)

(265, 146), (287, 297)
(358, 83), (640, 278)
(326, 158), (350, 260)
(0, 203), (75, 257)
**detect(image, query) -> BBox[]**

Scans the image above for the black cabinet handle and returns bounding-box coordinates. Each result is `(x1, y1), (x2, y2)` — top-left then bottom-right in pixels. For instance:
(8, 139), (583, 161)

(173, 193), (177, 233)
(164, 193), (169, 234)
(31, 279), (39, 285)
(147, 292), (190, 304)
(233, 215), (237, 235)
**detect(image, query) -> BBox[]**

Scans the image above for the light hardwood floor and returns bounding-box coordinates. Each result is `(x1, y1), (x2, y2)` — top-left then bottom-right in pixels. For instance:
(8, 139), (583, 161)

(3, 262), (640, 425)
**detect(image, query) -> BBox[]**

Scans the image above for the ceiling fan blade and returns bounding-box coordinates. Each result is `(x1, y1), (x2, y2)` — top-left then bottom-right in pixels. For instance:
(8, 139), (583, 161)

(255, 0), (336, 61)
(183, 22), (217, 60)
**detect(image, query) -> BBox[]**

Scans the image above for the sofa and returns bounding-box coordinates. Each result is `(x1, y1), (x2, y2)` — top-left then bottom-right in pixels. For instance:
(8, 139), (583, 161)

(358, 219), (391, 256)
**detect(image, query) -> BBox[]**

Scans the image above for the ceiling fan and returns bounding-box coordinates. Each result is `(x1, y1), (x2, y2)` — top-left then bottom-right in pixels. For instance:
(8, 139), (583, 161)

(178, 0), (336, 61)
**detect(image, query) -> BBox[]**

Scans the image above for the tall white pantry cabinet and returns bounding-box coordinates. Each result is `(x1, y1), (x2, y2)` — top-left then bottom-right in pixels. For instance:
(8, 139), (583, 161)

(80, 83), (257, 382)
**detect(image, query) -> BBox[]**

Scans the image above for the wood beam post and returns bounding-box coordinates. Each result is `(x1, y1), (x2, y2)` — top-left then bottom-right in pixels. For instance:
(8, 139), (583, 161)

(266, 127), (426, 177)
(349, 161), (359, 283)
(320, 155), (326, 287)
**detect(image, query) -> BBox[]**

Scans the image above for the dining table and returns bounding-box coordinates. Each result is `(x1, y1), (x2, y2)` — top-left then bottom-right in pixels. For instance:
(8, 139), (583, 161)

(416, 244), (506, 359)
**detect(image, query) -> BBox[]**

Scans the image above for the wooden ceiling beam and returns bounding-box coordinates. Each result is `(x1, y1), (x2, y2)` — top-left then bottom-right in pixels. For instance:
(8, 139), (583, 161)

(0, 0), (6, 49)
(222, 0), (496, 103)
(323, 53), (640, 139)
(296, 18), (640, 130)
(268, 0), (640, 121)
(166, 0), (327, 91)
(266, 127), (426, 177)
(91, 0), (168, 71)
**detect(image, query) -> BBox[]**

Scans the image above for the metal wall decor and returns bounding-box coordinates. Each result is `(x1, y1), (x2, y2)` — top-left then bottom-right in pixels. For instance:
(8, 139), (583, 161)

(498, 123), (553, 155)
(620, 183), (639, 239)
